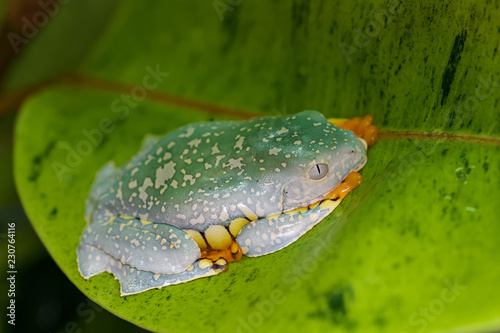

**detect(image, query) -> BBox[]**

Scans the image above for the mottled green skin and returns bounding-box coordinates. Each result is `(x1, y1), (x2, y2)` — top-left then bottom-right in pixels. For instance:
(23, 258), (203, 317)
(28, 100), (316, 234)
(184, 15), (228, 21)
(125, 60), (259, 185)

(77, 111), (367, 295)
(86, 111), (365, 229)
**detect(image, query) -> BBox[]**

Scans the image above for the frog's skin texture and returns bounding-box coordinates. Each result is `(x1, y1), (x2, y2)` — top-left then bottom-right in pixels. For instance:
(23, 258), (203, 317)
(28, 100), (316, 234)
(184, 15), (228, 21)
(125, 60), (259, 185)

(77, 111), (369, 295)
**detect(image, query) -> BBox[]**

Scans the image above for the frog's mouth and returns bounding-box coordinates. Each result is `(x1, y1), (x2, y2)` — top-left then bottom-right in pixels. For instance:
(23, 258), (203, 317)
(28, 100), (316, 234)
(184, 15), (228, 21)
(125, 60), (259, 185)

(278, 170), (363, 220)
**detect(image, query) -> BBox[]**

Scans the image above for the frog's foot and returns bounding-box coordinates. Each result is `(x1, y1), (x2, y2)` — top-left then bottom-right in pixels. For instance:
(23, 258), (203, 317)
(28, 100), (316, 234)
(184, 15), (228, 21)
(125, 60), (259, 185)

(328, 115), (378, 146)
(201, 242), (243, 263)
(236, 172), (362, 257)
(184, 227), (244, 269)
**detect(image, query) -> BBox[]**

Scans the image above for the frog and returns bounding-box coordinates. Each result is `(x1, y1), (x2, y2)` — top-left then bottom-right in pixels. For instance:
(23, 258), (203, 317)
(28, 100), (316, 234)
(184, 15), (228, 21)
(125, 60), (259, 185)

(77, 110), (377, 296)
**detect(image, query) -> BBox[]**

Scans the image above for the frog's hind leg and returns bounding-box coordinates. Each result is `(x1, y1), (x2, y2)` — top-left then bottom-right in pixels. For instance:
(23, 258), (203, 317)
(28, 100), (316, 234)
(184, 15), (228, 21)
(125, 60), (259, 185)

(236, 172), (362, 257)
(78, 242), (226, 296)
(77, 215), (224, 295)
(328, 115), (378, 146)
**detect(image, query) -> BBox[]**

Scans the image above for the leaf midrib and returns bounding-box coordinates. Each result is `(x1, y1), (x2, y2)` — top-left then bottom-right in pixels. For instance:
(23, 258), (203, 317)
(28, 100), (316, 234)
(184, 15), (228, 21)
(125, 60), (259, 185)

(2, 73), (500, 145)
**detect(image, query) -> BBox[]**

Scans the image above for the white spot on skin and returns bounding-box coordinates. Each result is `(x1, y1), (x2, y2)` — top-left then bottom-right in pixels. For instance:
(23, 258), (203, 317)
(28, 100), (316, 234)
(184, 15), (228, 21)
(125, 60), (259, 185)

(219, 206), (229, 222)
(178, 127), (195, 138)
(155, 161), (176, 189)
(223, 157), (245, 170)
(138, 177), (153, 203)
(269, 147), (281, 155)
(255, 201), (265, 216)
(234, 136), (245, 150)
(276, 127), (289, 135)
(187, 138), (202, 148)
(128, 179), (137, 189)
(211, 143), (220, 155)
(190, 215), (205, 225)
(294, 141), (302, 145)
(162, 152), (172, 161)
(130, 167), (139, 177)
(215, 155), (226, 166)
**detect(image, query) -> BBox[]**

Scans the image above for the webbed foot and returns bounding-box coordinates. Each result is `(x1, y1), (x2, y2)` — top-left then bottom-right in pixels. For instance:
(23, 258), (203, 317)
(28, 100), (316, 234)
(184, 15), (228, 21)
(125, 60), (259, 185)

(200, 241), (243, 264)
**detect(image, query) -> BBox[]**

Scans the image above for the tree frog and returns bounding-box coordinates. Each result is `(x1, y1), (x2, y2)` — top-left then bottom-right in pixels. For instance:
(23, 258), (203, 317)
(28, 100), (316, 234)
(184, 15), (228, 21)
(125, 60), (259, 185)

(77, 111), (377, 296)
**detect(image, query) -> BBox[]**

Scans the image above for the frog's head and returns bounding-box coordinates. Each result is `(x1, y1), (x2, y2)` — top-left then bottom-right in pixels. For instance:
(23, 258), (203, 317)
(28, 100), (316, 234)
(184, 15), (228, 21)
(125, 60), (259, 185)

(272, 111), (367, 212)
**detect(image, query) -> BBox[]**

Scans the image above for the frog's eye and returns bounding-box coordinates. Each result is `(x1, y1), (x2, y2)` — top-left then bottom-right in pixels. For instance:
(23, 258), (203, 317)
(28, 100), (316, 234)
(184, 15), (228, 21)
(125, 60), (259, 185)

(309, 164), (329, 180)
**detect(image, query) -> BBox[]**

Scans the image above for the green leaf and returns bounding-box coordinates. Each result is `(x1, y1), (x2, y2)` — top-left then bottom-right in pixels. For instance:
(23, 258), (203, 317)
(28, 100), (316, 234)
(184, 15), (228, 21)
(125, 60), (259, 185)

(13, 1), (500, 333)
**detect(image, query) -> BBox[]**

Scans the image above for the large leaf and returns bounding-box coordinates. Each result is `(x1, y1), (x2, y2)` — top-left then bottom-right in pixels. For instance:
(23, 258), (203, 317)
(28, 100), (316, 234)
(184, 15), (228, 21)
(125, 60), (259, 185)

(13, 1), (500, 333)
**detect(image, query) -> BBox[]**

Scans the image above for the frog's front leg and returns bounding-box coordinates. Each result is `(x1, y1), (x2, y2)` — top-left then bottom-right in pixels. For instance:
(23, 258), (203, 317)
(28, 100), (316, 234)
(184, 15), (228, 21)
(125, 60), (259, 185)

(235, 172), (363, 257)
(328, 115), (378, 146)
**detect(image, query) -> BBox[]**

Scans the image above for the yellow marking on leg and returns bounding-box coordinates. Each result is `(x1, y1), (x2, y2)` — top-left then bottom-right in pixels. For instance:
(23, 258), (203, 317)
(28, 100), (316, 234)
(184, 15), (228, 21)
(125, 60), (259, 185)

(319, 200), (341, 211)
(230, 242), (240, 254)
(119, 215), (136, 220)
(266, 213), (280, 221)
(308, 201), (320, 210)
(198, 259), (213, 269)
(184, 229), (207, 250)
(215, 258), (227, 266)
(229, 218), (250, 237)
(205, 225), (232, 250)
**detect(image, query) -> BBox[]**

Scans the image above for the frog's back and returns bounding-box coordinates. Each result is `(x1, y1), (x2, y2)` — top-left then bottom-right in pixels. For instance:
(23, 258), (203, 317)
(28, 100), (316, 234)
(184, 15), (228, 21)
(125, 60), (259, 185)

(86, 111), (341, 231)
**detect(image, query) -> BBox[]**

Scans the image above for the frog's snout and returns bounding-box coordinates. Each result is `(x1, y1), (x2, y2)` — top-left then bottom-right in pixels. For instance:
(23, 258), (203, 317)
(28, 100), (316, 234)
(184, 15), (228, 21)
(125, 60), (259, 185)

(359, 138), (368, 150)
(354, 156), (367, 172)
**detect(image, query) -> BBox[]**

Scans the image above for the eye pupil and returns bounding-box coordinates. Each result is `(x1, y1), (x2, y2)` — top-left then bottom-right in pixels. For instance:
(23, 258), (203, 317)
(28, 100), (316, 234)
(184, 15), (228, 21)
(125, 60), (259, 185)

(309, 163), (328, 180)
